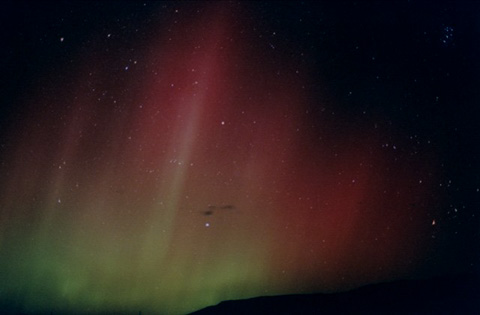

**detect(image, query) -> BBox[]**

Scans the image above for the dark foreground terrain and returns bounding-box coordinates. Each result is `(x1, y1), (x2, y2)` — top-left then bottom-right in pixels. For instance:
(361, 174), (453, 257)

(191, 274), (480, 314)
(0, 274), (477, 314)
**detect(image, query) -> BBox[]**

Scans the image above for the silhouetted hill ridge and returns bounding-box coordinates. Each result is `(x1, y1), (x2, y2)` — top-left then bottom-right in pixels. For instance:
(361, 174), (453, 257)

(190, 274), (480, 314)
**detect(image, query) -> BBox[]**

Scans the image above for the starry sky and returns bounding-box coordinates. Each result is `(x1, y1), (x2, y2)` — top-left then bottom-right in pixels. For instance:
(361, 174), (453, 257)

(0, 1), (479, 314)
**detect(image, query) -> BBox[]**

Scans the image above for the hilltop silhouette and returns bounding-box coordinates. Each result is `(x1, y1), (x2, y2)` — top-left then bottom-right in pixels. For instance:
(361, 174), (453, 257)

(191, 274), (480, 314)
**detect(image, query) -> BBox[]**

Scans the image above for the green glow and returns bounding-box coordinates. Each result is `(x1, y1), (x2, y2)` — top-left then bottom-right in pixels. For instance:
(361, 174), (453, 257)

(0, 202), (271, 314)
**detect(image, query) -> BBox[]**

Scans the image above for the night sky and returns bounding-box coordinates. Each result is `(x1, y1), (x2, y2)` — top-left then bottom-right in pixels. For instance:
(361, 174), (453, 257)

(0, 1), (479, 314)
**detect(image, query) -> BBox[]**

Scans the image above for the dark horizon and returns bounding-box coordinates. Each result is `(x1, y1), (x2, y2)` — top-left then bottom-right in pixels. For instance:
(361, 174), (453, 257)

(191, 274), (480, 314)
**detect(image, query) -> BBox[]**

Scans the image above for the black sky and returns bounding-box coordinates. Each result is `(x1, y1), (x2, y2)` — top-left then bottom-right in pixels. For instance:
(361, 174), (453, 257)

(1, 0), (479, 280)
